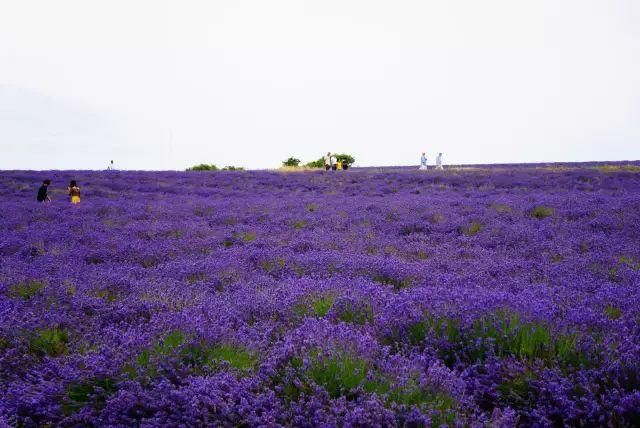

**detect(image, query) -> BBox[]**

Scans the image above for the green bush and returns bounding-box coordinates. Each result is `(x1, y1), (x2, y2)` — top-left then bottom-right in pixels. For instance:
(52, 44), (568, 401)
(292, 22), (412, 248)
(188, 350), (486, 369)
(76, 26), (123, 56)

(186, 164), (218, 171)
(222, 166), (244, 171)
(7, 280), (45, 300)
(30, 327), (69, 357)
(531, 206), (553, 219)
(305, 158), (325, 168)
(283, 157), (301, 167)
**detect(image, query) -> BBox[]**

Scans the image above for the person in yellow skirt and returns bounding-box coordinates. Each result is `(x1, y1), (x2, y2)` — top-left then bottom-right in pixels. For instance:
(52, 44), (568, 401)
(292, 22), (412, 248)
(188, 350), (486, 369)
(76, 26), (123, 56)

(68, 180), (81, 204)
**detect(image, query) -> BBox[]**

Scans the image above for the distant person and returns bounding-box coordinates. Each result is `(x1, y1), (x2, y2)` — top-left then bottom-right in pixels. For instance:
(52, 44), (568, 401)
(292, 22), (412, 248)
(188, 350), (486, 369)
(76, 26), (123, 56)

(107, 160), (115, 170)
(419, 152), (428, 170)
(68, 180), (81, 204)
(37, 180), (51, 202)
(337, 159), (343, 170)
(331, 154), (337, 171)
(324, 152), (331, 171)
(436, 153), (443, 170)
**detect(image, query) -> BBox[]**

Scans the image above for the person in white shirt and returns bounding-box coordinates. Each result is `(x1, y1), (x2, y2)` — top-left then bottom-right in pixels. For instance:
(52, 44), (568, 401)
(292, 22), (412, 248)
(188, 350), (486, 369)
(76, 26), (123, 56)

(330, 154), (337, 171)
(419, 153), (428, 170)
(436, 153), (443, 170)
(324, 153), (331, 171)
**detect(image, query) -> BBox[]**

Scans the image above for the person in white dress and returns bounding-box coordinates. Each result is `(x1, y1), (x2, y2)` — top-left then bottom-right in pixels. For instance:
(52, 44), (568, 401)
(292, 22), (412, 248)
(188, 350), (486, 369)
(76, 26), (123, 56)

(436, 153), (443, 170)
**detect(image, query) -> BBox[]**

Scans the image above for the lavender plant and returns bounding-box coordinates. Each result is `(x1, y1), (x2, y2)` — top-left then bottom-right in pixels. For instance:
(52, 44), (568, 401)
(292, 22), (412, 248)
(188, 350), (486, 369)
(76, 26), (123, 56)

(1, 164), (639, 426)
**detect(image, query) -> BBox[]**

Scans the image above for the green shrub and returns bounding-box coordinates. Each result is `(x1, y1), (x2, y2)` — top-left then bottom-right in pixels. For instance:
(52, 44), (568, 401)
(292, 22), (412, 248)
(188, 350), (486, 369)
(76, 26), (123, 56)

(293, 295), (335, 318)
(63, 378), (118, 415)
(282, 157), (301, 167)
(30, 327), (69, 357)
(307, 351), (369, 399)
(222, 165), (244, 171)
(7, 280), (45, 300)
(604, 305), (622, 320)
(337, 301), (374, 325)
(531, 206), (553, 219)
(400, 312), (587, 368)
(312, 296), (334, 317)
(131, 331), (257, 377)
(461, 222), (482, 236)
(186, 164), (218, 171)
(305, 158), (325, 168)
(209, 344), (257, 371)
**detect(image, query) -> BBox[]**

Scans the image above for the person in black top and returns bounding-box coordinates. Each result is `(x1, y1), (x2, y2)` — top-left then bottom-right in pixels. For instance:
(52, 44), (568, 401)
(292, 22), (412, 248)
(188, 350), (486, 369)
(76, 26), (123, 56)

(37, 180), (51, 202)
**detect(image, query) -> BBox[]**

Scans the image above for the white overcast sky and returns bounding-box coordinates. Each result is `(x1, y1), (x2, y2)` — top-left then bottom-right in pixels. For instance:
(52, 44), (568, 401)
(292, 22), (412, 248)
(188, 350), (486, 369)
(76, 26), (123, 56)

(1, 1), (639, 170)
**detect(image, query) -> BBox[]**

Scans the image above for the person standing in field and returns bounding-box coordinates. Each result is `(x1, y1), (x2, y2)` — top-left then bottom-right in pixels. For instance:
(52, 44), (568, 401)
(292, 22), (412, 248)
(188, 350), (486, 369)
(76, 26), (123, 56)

(37, 179), (51, 202)
(324, 152), (331, 171)
(330, 154), (337, 171)
(419, 153), (428, 170)
(436, 153), (443, 170)
(68, 180), (81, 204)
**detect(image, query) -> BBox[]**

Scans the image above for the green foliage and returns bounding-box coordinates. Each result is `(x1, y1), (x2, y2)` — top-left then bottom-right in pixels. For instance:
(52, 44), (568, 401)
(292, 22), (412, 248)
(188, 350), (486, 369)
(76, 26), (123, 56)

(7, 280), (45, 300)
(402, 312), (587, 368)
(531, 205), (554, 219)
(604, 305), (622, 320)
(186, 163), (218, 171)
(292, 220), (306, 230)
(29, 327), (69, 357)
(305, 203), (319, 212)
(305, 158), (325, 168)
(618, 255), (640, 270)
(337, 301), (374, 325)
(63, 378), (118, 415)
(285, 350), (457, 423)
(461, 222), (482, 236)
(293, 295), (334, 318)
(312, 296), (334, 317)
(131, 331), (256, 377)
(209, 344), (257, 371)
(335, 154), (355, 165)
(282, 157), (301, 167)
(222, 166), (244, 171)
(307, 351), (369, 399)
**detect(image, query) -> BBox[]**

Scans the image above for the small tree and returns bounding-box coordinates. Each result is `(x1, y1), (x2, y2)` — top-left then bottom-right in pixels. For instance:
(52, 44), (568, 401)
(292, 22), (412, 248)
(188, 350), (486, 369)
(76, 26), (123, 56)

(282, 157), (301, 167)
(335, 154), (355, 165)
(186, 164), (218, 171)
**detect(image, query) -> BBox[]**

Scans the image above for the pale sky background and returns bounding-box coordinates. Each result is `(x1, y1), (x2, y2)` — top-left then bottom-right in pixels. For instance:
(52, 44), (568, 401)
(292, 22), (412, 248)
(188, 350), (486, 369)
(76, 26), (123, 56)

(1, 0), (639, 170)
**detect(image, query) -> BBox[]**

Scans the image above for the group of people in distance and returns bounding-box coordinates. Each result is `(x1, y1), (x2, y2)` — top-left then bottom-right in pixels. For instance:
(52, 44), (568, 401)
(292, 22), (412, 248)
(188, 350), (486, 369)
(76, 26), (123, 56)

(323, 152), (349, 171)
(420, 152), (444, 171)
(36, 180), (81, 204)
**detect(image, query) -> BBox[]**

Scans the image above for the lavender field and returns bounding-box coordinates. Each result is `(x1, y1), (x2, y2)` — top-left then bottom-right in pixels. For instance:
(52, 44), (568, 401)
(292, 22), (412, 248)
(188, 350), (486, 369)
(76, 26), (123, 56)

(2, 166), (640, 427)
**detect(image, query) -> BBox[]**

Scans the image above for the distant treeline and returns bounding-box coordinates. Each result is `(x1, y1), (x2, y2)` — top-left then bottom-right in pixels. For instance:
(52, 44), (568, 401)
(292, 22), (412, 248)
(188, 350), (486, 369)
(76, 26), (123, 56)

(283, 154), (356, 168)
(186, 164), (244, 171)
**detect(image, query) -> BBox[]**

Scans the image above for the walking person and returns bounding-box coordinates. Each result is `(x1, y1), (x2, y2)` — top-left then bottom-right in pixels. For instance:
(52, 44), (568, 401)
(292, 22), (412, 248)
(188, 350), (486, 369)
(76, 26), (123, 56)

(419, 152), (428, 170)
(68, 180), (81, 204)
(324, 152), (332, 171)
(436, 153), (444, 170)
(36, 179), (51, 202)
(330, 153), (337, 171)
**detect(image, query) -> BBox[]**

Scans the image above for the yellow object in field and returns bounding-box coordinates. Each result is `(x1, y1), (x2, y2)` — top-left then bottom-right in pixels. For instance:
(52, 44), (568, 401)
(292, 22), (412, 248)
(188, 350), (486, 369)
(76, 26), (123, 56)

(337, 160), (343, 170)
(71, 196), (81, 204)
